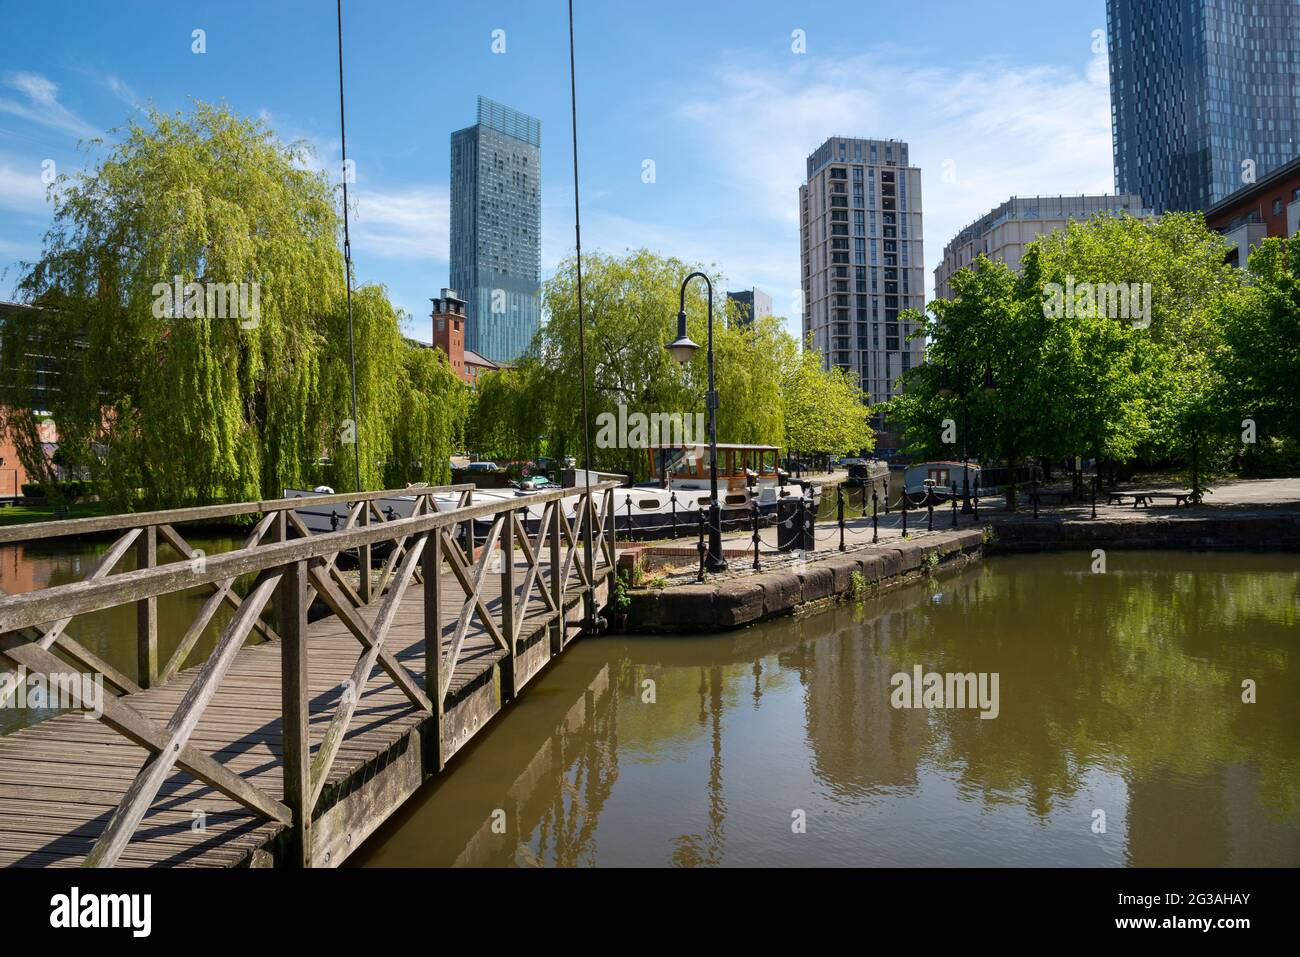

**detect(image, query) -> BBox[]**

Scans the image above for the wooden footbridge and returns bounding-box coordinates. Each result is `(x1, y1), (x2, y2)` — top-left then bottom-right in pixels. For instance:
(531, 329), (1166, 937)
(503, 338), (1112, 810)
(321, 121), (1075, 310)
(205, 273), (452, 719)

(0, 482), (617, 867)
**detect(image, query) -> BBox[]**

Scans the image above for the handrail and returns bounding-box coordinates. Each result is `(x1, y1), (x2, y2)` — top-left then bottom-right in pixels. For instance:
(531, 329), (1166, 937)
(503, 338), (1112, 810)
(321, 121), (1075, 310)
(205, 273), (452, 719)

(0, 480), (620, 867)
(0, 483), (477, 545)
(0, 480), (622, 633)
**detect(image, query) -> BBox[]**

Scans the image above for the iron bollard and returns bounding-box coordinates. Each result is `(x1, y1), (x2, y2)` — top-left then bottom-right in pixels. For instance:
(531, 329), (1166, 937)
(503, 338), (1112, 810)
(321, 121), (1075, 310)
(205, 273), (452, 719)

(973, 478), (980, 520)
(884, 479), (890, 514)
(626, 497), (634, 538)
(790, 488), (800, 548)
(928, 497), (934, 531)
(1091, 490), (1097, 519)
(837, 485), (846, 551)
(902, 496), (908, 536)
(952, 482), (959, 527)
(751, 502), (761, 571)
(696, 507), (707, 582)
(872, 490), (879, 543)
(670, 491), (678, 539)
(861, 479), (869, 518)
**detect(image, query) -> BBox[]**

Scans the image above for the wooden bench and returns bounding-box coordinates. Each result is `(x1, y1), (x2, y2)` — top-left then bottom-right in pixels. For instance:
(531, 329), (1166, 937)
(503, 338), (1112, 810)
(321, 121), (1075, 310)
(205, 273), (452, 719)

(1107, 490), (1193, 508)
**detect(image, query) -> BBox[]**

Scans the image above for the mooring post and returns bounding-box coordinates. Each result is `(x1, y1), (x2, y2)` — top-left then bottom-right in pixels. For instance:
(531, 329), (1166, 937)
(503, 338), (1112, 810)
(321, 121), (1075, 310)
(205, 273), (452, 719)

(625, 497), (633, 540)
(928, 497), (934, 532)
(670, 490), (678, 539)
(884, 478), (890, 514)
(136, 525), (158, 688)
(696, 506), (707, 583)
(872, 489), (879, 543)
(837, 484), (846, 551)
(1092, 489), (1098, 520)
(277, 557), (311, 866)
(974, 478), (981, 520)
(902, 496), (908, 536)
(751, 501), (761, 571)
(951, 482), (959, 527)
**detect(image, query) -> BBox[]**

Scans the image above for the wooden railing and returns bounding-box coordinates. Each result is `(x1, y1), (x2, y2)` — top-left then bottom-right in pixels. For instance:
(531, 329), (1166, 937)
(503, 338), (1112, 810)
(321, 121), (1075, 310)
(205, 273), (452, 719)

(0, 480), (619, 867)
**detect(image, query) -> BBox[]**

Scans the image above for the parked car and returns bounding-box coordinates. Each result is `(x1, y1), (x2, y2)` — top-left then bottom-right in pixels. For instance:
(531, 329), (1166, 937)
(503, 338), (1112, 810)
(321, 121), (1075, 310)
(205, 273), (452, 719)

(466, 461), (501, 473)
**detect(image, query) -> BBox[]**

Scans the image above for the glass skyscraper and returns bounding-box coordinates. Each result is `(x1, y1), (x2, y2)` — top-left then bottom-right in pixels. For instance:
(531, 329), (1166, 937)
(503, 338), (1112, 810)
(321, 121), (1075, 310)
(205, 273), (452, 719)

(1107, 0), (1300, 212)
(450, 96), (541, 364)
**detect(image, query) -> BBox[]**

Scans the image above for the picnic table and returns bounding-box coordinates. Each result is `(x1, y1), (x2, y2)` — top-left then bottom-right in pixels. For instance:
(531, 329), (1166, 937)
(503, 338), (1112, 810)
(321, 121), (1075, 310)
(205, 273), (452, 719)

(1107, 489), (1194, 508)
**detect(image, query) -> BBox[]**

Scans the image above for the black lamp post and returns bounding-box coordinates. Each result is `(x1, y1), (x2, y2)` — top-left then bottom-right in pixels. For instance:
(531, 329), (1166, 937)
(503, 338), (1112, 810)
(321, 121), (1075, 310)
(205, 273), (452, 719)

(666, 271), (727, 572)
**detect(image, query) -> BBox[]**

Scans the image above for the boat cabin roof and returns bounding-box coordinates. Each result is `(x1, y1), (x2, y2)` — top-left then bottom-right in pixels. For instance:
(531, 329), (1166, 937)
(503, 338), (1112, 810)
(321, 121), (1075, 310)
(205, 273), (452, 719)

(647, 443), (779, 453)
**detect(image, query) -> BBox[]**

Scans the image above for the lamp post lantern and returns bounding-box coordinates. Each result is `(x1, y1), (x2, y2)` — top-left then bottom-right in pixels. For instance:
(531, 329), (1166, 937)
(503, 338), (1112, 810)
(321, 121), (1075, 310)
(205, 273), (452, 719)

(666, 271), (727, 572)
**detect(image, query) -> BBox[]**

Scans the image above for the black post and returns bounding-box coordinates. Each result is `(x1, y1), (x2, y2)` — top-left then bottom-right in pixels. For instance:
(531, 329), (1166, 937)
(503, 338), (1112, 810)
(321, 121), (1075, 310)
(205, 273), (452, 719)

(626, 497), (634, 538)
(973, 478), (980, 520)
(670, 491), (678, 539)
(1032, 459), (1039, 519)
(837, 484), (845, 552)
(902, 496), (908, 536)
(928, 497), (934, 532)
(951, 482), (958, 527)
(861, 478), (869, 518)
(796, 493), (806, 553)
(696, 507), (706, 583)
(751, 502), (761, 571)
(872, 489), (879, 543)
(1091, 489), (1097, 519)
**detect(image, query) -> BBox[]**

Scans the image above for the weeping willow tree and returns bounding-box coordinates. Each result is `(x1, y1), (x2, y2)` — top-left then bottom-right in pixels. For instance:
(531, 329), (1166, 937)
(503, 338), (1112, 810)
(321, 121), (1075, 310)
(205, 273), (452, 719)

(2, 103), (463, 508)
(386, 343), (469, 487)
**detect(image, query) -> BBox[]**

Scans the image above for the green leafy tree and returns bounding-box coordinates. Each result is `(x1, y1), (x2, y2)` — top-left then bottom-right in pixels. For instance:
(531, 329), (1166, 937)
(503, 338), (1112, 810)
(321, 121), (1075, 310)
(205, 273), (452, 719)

(1, 103), (466, 508)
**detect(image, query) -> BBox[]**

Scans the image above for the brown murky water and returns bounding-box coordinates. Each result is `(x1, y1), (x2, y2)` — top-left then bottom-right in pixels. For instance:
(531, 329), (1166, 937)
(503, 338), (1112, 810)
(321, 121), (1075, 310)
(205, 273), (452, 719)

(354, 551), (1300, 867)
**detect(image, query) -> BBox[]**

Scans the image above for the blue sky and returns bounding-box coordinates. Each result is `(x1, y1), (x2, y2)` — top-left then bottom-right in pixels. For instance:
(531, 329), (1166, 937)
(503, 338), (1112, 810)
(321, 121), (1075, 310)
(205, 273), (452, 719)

(0, 0), (1113, 343)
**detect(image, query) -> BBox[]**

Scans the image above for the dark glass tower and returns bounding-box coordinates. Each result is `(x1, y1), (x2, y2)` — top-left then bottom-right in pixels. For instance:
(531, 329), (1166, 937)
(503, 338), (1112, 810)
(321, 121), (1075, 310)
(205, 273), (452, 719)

(450, 97), (541, 364)
(1107, 0), (1300, 212)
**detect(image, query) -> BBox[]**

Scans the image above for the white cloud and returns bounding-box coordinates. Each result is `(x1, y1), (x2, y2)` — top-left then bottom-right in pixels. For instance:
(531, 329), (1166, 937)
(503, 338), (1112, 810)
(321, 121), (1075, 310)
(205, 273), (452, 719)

(675, 47), (1115, 302)
(351, 186), (448, 262)
(0, 71), (98, 139)
(0, 155), (50, 213)
(103, 74), (138, 108)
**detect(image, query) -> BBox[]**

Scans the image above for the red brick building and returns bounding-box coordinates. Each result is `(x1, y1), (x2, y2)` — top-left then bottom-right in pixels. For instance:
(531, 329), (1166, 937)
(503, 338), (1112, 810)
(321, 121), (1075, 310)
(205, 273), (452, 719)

(1204, 155), (1300, 267)
(427, 288), (507, 385)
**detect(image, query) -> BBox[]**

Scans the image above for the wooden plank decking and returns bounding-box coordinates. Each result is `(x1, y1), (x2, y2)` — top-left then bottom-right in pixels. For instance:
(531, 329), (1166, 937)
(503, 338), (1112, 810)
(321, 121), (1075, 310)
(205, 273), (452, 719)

(0, 557), (604, 867)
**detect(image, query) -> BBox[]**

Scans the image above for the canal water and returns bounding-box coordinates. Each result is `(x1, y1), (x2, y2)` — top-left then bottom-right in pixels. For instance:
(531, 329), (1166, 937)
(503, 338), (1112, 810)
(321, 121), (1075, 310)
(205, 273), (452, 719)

(354, 551), (1300, 867)
(0, 533), (246, 734)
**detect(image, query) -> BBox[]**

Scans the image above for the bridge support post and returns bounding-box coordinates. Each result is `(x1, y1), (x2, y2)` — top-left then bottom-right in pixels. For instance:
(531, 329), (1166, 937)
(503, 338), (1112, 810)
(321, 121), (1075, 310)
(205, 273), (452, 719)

(136, 525), (158, 688)
(549, 502), (563, 656)
(358, 507), (372, 605)
(277, 558), (312, 867)
(500, 510), (517, 700)
(423, 530), (445, 772)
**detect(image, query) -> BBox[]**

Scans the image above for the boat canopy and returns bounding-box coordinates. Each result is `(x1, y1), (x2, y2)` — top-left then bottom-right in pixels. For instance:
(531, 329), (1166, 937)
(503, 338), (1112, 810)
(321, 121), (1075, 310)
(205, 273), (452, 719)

(647, 443), (781, 482)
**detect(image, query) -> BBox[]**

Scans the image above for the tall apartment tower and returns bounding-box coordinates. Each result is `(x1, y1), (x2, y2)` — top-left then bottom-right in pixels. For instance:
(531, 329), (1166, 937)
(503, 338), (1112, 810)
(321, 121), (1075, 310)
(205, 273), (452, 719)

(1107, 0), (1300, 213)
(799, 137), (924, 429)
(450, 96), (541, 364)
